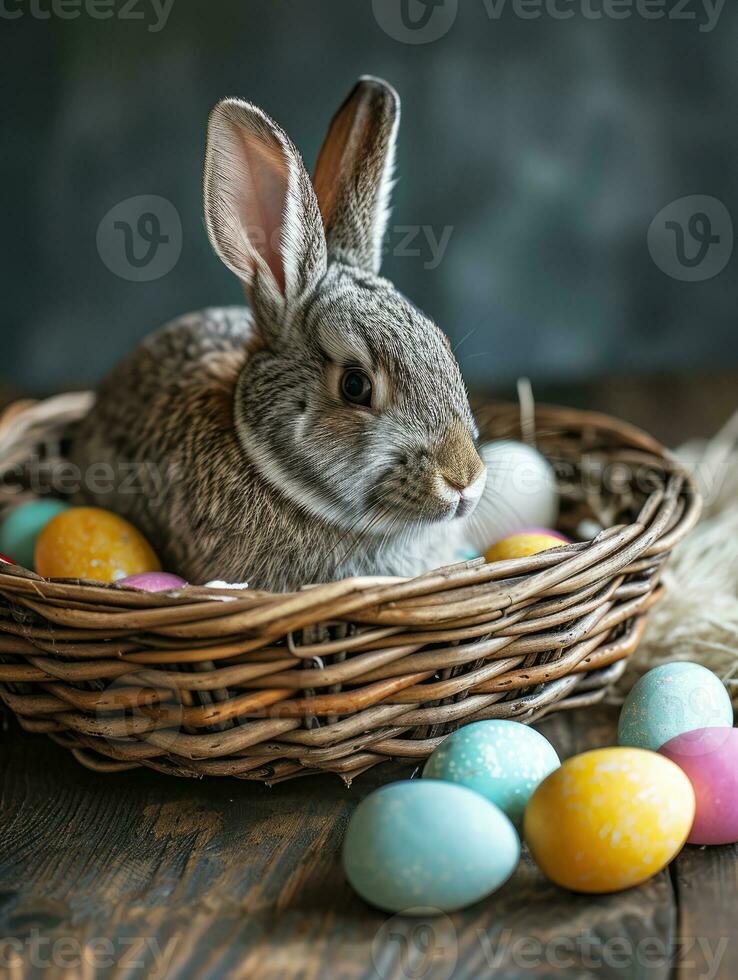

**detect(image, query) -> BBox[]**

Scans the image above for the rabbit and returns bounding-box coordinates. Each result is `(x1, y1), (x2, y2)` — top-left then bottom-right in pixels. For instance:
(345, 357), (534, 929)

(70, 77), (492, 592)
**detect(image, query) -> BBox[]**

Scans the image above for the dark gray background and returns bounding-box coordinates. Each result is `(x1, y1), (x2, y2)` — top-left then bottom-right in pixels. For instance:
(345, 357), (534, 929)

(2, 0), (737, 397)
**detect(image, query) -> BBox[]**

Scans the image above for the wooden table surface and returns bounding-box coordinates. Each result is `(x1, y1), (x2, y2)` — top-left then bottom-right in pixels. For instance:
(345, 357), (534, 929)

(0, 374), (736, 980)
(2, 705), (736, 980)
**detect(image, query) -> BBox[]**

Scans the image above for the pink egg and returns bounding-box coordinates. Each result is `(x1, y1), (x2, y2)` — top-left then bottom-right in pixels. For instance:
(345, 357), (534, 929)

(518, 527), (570, 542)
(659, 727), (738, 845)
(116, 572), (187, 593)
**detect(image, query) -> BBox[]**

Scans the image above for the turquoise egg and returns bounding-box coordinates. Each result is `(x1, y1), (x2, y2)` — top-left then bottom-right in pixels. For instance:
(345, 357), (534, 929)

(618, 662), (733, 751)
(0, 499), (70, 570)
(423, 720), (560, 827)
(454, 547), (481, 561)
(342, 780), (519, 914)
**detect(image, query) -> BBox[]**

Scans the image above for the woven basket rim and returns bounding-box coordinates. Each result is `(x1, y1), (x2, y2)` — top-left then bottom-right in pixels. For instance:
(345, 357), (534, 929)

(0, 391), (701, 603)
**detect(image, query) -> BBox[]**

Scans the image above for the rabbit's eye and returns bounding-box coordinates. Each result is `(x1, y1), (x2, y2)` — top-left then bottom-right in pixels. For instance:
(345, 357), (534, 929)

(341, 369), (373, 408)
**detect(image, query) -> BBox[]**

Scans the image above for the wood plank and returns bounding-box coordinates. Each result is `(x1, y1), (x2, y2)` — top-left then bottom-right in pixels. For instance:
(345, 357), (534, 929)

(672, 844), (738, 980)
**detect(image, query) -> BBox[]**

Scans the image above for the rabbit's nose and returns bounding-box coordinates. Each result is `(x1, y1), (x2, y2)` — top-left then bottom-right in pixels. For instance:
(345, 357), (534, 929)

(436, 428), (486, 494)
(442, 474), (466, 493)
(441, 467), (487, 516)
(448, 467), (486, 499)
(442, 469), (484, 493)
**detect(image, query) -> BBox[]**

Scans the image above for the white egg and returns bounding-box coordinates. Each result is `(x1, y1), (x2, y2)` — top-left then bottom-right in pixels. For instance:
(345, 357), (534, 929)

(576, 518), (604, 540)
(465, 440), (559, 553)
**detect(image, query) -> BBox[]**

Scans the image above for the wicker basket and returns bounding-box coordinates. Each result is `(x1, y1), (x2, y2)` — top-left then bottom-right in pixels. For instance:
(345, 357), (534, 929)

(0, 393), (701, 784)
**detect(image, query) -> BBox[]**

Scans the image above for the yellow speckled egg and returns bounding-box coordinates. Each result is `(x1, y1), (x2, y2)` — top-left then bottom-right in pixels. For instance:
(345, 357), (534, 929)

(34, 507), (161, 583)
(485, 530), (568, 563)
(523, 747), (695, 893)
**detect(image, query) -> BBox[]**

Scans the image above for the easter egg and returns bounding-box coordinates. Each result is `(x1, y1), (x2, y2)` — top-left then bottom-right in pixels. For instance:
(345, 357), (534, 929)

(117, 572), (187, 592)
(0, 499), (70, 570)
(34, 507), (161, 583)
(618, 662), (733, 751)
(343, 780), (519, 914)
(454, 547), (482, 561)
(464, 441), (559, 554)
(576, 518), (604, 540)
(524, 747), (695, 893)
(517, 527), (569, 541)
(422, 720), (560, 828)
(485, 531), (567, 563)
(659, 727), (738, 845)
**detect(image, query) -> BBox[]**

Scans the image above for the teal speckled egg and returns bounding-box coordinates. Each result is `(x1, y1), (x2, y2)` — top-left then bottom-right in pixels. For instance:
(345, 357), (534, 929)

(422, 720), (560, 827)
(618, 662), (733, 752)
(342, 780), (519, 914)
(0, 499), (70, 570)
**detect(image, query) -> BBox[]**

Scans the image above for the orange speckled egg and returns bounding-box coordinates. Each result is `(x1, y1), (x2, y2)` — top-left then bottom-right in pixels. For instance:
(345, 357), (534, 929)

(34, 507), (161, 583)
(485, 531), (567, 563)
(523, 747), (695, 893)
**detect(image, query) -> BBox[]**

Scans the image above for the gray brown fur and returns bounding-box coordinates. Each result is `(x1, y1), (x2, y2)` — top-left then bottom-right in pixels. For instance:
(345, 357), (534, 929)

(71, 78), (488, 591)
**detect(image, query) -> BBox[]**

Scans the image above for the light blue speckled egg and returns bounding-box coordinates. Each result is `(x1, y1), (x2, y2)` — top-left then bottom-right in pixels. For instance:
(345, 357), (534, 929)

(618, 662), (733, 751)
(422, 720), (560, 827)
(342, 780), (519, 914)
(0, 499), (70, 570)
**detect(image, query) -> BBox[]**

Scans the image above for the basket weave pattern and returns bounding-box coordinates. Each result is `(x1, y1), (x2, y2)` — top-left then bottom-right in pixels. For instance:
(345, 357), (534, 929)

(0, 394), (701, 783)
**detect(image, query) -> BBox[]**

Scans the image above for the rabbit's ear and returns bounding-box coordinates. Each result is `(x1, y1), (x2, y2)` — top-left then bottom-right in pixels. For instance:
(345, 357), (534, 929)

(313, 76), (400, 274)
(204, 99), (327, 314)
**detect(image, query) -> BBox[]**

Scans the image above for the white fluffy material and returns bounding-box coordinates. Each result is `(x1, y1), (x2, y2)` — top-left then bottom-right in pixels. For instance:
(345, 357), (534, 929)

(204, 580), (250, 602)
(621, 411), (738, 702)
